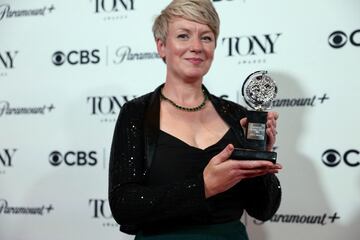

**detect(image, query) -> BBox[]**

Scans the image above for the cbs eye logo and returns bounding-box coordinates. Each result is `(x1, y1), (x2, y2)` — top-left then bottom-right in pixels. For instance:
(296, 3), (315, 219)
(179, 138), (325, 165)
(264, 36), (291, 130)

(52, 51), (66, 66)
(322, 149), (359, 167)
(52, 50), (100, 66)
(49, 151), (63, 166)
(328, 29), (360, 48)
(49, 151), (97, 166)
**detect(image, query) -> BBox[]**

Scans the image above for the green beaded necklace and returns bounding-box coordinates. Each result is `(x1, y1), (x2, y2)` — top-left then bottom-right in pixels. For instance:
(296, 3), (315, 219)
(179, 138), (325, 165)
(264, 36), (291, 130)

(160, 88), (208, 112)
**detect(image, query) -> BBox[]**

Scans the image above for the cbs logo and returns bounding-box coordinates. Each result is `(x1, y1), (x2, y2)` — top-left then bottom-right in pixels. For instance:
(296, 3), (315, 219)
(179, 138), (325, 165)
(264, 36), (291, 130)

(49, 151), (97, 166)
(52, 50), (100, 66)
(322, 149), (359, 167)
(328, 29), (360, 48)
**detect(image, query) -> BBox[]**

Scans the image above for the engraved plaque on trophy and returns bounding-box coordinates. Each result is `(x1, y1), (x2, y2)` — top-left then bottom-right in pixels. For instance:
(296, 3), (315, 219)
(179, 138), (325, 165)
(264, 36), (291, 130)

(231, 70), (278, 163)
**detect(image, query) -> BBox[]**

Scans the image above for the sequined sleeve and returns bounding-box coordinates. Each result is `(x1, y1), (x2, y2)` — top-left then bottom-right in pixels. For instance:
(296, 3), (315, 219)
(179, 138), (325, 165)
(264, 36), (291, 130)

(108, 102), (209, 233)
(241, 173), (282, 221)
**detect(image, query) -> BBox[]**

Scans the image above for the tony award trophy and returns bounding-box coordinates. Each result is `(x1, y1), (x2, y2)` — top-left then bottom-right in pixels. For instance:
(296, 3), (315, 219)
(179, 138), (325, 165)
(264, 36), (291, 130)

(231, 70), (278, 163)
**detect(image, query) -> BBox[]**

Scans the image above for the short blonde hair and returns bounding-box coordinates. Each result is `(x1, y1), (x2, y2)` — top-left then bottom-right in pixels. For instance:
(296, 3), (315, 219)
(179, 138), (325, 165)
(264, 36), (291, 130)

(152, 0), (220, 44)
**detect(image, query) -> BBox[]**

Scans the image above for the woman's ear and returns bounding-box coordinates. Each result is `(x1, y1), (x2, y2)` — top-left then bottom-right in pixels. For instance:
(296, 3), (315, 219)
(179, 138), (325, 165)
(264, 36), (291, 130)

(156, 38), (166, 59)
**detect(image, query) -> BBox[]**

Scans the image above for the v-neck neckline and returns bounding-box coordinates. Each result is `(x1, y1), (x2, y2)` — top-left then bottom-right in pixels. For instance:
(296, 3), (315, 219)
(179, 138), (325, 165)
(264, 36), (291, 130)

(158, 128), (231, 151)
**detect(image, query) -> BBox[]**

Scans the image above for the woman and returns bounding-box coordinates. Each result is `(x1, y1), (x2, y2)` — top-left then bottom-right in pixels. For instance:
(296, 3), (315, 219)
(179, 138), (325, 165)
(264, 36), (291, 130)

(108, 0), (282, 239)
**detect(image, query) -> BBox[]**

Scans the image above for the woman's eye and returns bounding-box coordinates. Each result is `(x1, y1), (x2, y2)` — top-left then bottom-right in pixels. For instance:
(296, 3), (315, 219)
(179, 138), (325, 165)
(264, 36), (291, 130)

(202, 36), (213, 42)
(177, 34), (189, 40)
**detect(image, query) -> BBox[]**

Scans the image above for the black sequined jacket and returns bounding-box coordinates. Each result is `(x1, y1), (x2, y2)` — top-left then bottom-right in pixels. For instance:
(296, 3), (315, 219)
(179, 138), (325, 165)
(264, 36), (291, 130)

(108, 84), (281, 235)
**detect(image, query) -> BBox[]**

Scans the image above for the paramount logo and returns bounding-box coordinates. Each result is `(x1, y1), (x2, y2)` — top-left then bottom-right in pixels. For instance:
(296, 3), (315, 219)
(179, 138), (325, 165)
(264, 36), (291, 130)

(0, 4), (55, 22)
(236, 93), (330, 108)
(0, 101), (55, 117)
(253, 212), (341, 226)
(272, 96), (317, 107)
(272, 93), (330, 108)
(0, 199), (54, 216)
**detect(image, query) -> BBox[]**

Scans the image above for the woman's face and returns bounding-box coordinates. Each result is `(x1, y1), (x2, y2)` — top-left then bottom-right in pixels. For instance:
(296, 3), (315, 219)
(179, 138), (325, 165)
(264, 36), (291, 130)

(156, 17), (216, 82)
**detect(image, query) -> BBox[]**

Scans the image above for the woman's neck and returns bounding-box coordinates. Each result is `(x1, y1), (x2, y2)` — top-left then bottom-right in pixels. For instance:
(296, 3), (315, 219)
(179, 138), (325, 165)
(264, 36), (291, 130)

(162, 76), (204, 104)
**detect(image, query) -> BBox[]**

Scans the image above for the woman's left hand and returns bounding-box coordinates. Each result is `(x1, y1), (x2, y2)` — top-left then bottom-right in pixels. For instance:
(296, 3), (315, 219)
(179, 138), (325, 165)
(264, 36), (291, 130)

(240, 111), (279, 151)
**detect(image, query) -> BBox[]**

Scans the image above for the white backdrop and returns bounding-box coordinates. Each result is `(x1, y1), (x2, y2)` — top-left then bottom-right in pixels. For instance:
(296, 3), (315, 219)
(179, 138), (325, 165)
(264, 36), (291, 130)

(1, 0), (360, 239)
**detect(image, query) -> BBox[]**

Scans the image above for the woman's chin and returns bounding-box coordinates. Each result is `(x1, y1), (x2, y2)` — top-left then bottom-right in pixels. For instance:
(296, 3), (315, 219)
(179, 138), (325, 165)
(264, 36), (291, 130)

(183, 70), (209, 82)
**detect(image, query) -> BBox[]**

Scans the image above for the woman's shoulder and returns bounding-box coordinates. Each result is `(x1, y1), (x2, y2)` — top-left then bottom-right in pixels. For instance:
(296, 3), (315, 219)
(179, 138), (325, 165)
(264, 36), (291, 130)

(118, 86), (161, 123)
(123, 91), (153, 109)
(122, 85), (160, 110)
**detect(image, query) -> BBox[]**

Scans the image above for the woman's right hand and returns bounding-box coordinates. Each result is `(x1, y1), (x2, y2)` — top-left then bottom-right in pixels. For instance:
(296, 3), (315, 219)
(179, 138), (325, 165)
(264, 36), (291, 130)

(203, 144), (282, 198)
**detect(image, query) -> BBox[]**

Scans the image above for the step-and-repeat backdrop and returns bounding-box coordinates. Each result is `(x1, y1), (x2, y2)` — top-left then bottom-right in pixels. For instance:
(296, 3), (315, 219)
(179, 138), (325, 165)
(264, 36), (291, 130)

(1, 0), (359, 239)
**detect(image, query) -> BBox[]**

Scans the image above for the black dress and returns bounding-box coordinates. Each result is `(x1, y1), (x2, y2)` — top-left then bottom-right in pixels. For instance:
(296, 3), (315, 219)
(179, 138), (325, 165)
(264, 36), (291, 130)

(108, 85), (281, 235)
(135, 129), (249, 240)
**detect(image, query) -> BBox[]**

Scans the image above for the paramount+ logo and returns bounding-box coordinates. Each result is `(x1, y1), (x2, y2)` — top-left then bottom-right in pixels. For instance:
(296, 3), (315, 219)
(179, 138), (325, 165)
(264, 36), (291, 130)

(251, 212), (340, 226)
(52, 49), (100, 66)
(322, 149), (359, 167)
(49, 150), (98, 167)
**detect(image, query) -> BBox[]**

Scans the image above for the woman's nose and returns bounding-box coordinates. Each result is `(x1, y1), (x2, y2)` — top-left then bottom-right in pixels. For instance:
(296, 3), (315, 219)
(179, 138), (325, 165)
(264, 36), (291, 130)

(190, 38), (202, 53)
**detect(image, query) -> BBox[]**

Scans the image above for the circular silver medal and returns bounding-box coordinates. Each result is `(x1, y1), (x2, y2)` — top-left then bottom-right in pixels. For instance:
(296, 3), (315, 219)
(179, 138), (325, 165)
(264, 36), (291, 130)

(242, 70), (277, 111)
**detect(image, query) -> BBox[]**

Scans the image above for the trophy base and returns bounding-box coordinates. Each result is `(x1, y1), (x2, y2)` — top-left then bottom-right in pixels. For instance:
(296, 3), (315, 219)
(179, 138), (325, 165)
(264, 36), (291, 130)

(230, 148), (277, 164)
